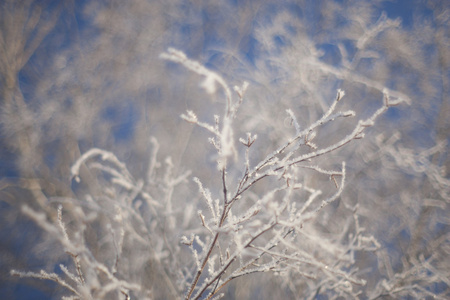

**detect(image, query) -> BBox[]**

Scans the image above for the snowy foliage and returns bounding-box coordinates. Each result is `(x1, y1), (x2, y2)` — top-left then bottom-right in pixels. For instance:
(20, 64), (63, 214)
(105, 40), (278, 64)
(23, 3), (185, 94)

(2, 1), (449, 299)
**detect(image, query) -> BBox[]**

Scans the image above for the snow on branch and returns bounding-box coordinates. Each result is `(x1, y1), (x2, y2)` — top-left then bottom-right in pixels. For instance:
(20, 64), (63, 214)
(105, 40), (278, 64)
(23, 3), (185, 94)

(176, 67), (399, 298)
(161, 48), (241, 165)
(70, 148), (133, 183)
(160, 48), (232, 113)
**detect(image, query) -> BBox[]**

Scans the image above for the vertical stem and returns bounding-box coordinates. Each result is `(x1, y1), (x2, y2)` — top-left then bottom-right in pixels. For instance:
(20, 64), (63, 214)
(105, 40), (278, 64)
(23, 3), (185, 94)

(185, 167), (229, 299)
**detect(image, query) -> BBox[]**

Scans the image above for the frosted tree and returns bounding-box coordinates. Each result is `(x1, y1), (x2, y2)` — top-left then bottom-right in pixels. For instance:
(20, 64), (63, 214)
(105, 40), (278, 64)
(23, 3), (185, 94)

(2, 0), (449, 299)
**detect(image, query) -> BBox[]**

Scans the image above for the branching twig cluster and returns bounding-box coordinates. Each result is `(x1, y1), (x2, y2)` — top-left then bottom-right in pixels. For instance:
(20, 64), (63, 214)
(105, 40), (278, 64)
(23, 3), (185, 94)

(11, 145), (190, 299)
(161, 49), (403, 300)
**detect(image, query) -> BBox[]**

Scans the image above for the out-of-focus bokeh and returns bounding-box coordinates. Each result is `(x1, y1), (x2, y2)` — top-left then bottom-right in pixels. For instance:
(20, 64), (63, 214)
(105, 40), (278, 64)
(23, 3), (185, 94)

(1, 0), (449, 299)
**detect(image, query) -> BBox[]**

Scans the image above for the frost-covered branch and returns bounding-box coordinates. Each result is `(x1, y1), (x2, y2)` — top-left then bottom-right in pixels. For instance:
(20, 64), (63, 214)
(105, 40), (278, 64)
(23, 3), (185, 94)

(161, 49), (398, 300)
